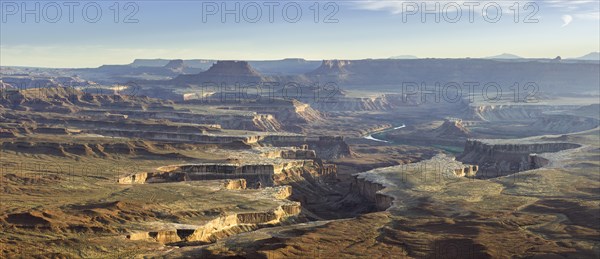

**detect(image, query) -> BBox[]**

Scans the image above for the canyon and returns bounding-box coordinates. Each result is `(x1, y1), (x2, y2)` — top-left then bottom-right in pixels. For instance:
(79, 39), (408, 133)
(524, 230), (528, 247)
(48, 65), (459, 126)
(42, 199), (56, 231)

(1, 58), (599, 258)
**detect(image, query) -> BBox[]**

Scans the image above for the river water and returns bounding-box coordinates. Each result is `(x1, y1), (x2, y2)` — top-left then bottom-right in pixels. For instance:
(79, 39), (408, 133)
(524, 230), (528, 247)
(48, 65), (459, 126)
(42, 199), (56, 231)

(363, 124), (406, 143)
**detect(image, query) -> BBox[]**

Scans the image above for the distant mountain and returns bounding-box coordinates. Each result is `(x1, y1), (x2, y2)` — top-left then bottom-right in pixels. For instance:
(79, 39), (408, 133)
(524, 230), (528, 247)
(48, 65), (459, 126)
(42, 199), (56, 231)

(484, 53), (523, 59)
(572, 52), (599, 61)
(389, 55), (418, 59)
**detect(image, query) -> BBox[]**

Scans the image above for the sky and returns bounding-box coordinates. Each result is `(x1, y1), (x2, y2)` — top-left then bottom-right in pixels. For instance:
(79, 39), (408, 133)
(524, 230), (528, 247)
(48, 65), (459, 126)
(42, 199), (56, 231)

(1, 0), (599, 68)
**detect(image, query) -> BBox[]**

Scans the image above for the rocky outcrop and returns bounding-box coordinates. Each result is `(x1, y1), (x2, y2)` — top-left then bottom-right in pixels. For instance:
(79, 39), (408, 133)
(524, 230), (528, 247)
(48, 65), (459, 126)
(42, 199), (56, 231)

(83, 109), (282, 132)
(1, 141), (87, 157)
(352, 176), (393, 211)
(528, 154), (550, 169)
(466, 105), (542, 121)
(452, 165), (479, 177)
(127, 202), (301, 244)
(173, 61), (269, 86)
(260, 136), (352, 160)
(0, 76), (93, 90)
(0, 86), (168, 112)
(309, 60), (351, 75)
(205, 61), (263, 77)
(163, 59), (186, 73)
(0, 141), (189, 158)
(223, 179), (247, 190)
(209, 99), (323, 131)
(528, 115), (599, 134)
(431, 119), (470, 138)
(466, 105), (599, 134)
(261, 147), (317, 159)
(117, 171), (189, 184)
(312, 94), (415, 112)
(119, 160), (336, 187)
(269, 185), (293, 199)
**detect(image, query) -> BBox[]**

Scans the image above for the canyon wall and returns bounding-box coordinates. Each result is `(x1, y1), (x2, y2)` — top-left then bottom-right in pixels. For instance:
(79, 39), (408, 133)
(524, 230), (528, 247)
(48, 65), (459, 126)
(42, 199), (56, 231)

(351, 176), (394, 211)
(260, 136), (352, 159)
(127, 202), (301, 245)
(118, 160), (336, 187)
(458, 139), (580, 177)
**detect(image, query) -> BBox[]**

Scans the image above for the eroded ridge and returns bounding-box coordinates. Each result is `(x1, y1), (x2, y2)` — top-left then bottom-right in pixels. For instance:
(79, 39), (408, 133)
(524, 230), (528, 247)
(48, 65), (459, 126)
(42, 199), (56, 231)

(117, 146), (338, 187)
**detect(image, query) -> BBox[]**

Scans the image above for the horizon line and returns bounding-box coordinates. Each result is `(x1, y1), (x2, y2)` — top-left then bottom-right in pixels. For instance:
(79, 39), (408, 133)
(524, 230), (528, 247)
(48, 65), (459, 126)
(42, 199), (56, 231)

(2, 52), (599, 69)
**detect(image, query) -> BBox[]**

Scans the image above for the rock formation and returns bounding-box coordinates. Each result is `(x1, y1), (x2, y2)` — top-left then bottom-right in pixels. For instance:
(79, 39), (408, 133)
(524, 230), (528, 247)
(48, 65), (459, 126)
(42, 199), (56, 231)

(163, 59), (186, 73)
(431, 119), (470, 138)
(173, 61), (269, 86)
(458, 138), (581, 177)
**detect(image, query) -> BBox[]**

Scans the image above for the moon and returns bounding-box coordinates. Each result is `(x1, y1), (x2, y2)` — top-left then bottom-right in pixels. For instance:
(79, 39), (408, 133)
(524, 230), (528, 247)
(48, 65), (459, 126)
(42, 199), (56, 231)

(561, 15), (573, 27)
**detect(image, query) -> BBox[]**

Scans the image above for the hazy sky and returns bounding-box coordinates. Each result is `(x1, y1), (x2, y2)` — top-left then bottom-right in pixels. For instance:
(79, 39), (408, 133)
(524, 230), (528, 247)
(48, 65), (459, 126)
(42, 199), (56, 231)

(1, 0), (599, 67)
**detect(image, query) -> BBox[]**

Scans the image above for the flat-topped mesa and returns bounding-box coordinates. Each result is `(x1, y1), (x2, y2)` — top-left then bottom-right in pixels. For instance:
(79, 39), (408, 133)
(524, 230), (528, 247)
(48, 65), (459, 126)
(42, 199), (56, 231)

(118, 160), (337, 186)
(260, 135), (352, 159)
(204, 61), (263, 77)
(457, 138), (581, 177)
(172, 60), (270, 86)
(352, 154), (479, 211)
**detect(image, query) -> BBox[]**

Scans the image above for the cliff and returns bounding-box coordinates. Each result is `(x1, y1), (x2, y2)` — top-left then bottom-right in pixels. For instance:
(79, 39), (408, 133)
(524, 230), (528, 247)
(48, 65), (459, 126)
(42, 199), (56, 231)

(457, 139), (581, 177)
(260, 135), (352, 159)
(311, 94), (414, 112)
(351, 176), (394, 211)
(127, 201), (301, 244)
